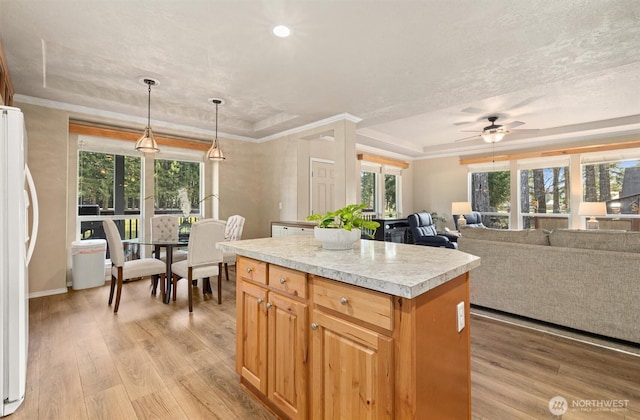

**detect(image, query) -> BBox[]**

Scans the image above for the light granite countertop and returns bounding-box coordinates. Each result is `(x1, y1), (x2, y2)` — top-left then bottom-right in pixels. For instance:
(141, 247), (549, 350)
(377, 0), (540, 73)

(218, 235), (481, 299)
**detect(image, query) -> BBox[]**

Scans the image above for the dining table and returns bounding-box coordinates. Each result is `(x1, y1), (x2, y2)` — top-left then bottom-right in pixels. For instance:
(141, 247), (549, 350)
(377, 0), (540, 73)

(130, 238), (188, 303)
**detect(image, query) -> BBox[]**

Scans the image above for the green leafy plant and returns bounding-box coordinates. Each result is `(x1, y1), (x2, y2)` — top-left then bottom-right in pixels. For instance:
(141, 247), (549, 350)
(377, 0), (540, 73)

(306, 203), (380, 237)
(425, 211), (447, 231)
(429, 211), (447, 224)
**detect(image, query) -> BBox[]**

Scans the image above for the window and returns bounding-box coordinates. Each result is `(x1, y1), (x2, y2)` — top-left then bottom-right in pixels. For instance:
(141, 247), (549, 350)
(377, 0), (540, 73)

(470, 166), (510, 229)
(467, 149), (640, 231)
(154, 158), (202, 217)
(582, 156), (640, 231)
(360, 166), (378, 213)
(78, 151), (141, 213)
(519, 159), (570, 230)
(384, 166), (402, 217)
(78, 150), (141, 240)
(360, 163), (403, 217)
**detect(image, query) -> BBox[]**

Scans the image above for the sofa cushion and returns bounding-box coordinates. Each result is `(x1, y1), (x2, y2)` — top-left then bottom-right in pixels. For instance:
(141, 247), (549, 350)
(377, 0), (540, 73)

(460, 227), (550, 246)
(549, 229), (640, 253)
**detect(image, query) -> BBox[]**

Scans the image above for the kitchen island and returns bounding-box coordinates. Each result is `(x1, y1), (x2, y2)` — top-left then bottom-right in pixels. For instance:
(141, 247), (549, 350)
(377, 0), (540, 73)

(218, 235), (481, 419)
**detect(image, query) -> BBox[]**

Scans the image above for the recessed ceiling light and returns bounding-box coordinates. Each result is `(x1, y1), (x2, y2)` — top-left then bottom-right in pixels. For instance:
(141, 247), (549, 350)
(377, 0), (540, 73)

(272, 25), (292, 38)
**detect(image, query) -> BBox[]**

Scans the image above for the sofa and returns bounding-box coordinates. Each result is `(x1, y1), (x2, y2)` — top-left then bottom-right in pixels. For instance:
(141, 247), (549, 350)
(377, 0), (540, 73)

(457, 227), (640, 344)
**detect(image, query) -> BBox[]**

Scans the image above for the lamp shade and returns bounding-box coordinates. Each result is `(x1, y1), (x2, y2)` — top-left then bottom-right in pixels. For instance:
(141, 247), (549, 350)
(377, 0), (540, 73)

(135, 127), (159, 153)
(206, 98), (225, 161)
(451, 201), (472, 215)
(578, 202), (607, 216)
(135, 77), (160, 153)
(206, 139), (225, 160)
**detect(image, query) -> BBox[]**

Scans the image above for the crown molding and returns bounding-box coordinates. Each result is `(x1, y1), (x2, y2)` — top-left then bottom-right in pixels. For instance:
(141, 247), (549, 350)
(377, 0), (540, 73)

(14, 94), (362, 145)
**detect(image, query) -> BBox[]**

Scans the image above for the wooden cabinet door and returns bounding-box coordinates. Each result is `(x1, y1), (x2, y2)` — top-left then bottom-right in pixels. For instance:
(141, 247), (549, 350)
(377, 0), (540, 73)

(267, 292), (309, 419)
(310, 310), (393, 420)
(236, 280), (268, 393)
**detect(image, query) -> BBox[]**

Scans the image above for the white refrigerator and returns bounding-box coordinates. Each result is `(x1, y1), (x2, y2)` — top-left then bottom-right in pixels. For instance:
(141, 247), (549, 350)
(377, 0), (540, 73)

(0, 106), (38, 416)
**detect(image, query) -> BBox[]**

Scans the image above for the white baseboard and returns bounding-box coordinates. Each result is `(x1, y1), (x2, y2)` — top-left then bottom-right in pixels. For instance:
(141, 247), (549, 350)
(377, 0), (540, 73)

(29, 287), (68, 299)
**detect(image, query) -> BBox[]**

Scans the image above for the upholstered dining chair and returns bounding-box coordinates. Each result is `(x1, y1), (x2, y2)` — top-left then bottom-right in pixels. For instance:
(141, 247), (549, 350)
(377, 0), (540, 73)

(222, 215), (245, 281)
(171, 219), (226, 312)
(102, 219), (167, 313)
(150, 215), (188, 262)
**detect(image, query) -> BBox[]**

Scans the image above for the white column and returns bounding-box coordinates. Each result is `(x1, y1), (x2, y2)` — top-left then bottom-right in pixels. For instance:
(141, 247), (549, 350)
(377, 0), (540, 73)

(510, 160), (521, 229)
(569, 154), (582, 229)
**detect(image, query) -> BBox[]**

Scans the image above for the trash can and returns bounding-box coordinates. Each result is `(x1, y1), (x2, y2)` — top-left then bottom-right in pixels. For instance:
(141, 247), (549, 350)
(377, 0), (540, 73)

(71, 239), (107, 290)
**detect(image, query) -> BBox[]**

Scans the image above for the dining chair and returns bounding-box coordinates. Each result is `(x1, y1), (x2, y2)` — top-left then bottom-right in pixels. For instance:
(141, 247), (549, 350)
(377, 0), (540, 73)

(150, 215), (188, 262)
(102, 219), (167, 313)
(222, 215), (245, 281)
(171, 219), (226, 312)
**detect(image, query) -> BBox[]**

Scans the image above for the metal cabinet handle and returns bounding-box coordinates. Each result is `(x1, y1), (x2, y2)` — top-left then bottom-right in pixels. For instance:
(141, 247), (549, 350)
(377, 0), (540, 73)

(246, 267), (253, 273)
(279, 277), (286, 284)
(340, 297), (348, 305)
(266, 302), (272, 309)
(311, 323), (318, 330)
(257, 298), (263, 305)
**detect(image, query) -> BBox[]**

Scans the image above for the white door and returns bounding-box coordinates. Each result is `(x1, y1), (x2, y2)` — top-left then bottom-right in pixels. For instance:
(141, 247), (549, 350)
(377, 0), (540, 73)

(311, 160), (335, 215)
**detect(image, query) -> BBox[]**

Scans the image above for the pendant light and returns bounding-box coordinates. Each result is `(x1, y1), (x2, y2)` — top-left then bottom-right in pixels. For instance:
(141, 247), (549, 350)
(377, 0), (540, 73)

(135, 77), (160, 153)
(206, 98), (226, 160)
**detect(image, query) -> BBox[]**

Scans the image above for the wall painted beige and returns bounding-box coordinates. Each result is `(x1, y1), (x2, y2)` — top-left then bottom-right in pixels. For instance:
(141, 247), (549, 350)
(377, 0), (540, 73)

(216, 138), (268, 239)
(19, 102), (70, 296)
(410, 156), (469, 231)
(401, 162), (414, 217)
(294, 120), (358, 220)
(18, 101), (401, 296)
(258, 136), (299, 235)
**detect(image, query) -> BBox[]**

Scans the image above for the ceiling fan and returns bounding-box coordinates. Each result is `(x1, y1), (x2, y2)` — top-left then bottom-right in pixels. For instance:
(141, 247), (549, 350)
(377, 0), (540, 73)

(454, 116), (533, 143)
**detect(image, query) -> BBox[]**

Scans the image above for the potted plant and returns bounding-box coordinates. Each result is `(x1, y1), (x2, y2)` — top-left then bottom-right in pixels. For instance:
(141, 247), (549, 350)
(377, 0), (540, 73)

(306, 203), (380, 250)
(429, 211), (448, 232)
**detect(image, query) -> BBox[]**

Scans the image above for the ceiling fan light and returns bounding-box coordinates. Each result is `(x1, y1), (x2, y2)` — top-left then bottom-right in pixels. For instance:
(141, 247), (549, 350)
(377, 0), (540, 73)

(481, 128), (506, 143)
(135, 127), (159, 152)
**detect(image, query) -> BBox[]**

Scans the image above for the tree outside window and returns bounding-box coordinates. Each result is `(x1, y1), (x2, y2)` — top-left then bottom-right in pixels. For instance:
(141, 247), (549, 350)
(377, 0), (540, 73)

(78, 151), (141, 213)
(385, 173), (398, 216)
(582, 160), (640, 228)
(78, 150), (141, 240)
(520, 165), (570, 229)
(360, 170), (376, 213)
(154, 159), (201, 217)
(471, 170), (510, 229)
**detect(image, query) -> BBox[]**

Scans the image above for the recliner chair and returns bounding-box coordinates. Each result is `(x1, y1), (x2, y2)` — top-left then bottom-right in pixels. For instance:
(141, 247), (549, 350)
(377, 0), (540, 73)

(453, 211), (486, 230)
(407, 212), (457, 249)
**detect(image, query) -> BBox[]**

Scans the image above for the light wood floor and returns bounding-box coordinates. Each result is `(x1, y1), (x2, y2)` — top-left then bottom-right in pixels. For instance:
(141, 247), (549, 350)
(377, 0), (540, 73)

(13, 270), (640, 419)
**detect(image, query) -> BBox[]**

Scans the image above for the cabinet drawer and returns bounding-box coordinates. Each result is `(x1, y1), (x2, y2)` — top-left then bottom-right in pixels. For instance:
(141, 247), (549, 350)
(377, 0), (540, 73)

(312, 277), (393, 332)
(269, 265), (307, 299)
(237, 256), (267, 285)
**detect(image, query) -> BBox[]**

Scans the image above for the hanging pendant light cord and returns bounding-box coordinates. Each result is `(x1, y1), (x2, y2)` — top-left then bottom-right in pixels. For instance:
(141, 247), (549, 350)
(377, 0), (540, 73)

(146, 81), (151, 128)
(215, 102), (219, 141)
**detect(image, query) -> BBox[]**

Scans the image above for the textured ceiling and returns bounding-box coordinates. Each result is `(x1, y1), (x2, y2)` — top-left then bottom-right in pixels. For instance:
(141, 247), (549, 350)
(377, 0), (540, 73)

(1, 0), (639, 159)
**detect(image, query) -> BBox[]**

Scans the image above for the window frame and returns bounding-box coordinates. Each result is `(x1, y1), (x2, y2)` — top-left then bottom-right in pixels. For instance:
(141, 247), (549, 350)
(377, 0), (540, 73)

(77, 137), (144, 240)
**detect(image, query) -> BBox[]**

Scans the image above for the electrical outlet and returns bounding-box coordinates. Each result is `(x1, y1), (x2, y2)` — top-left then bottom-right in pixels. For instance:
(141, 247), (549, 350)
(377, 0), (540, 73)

(457, 301), (465, 332)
